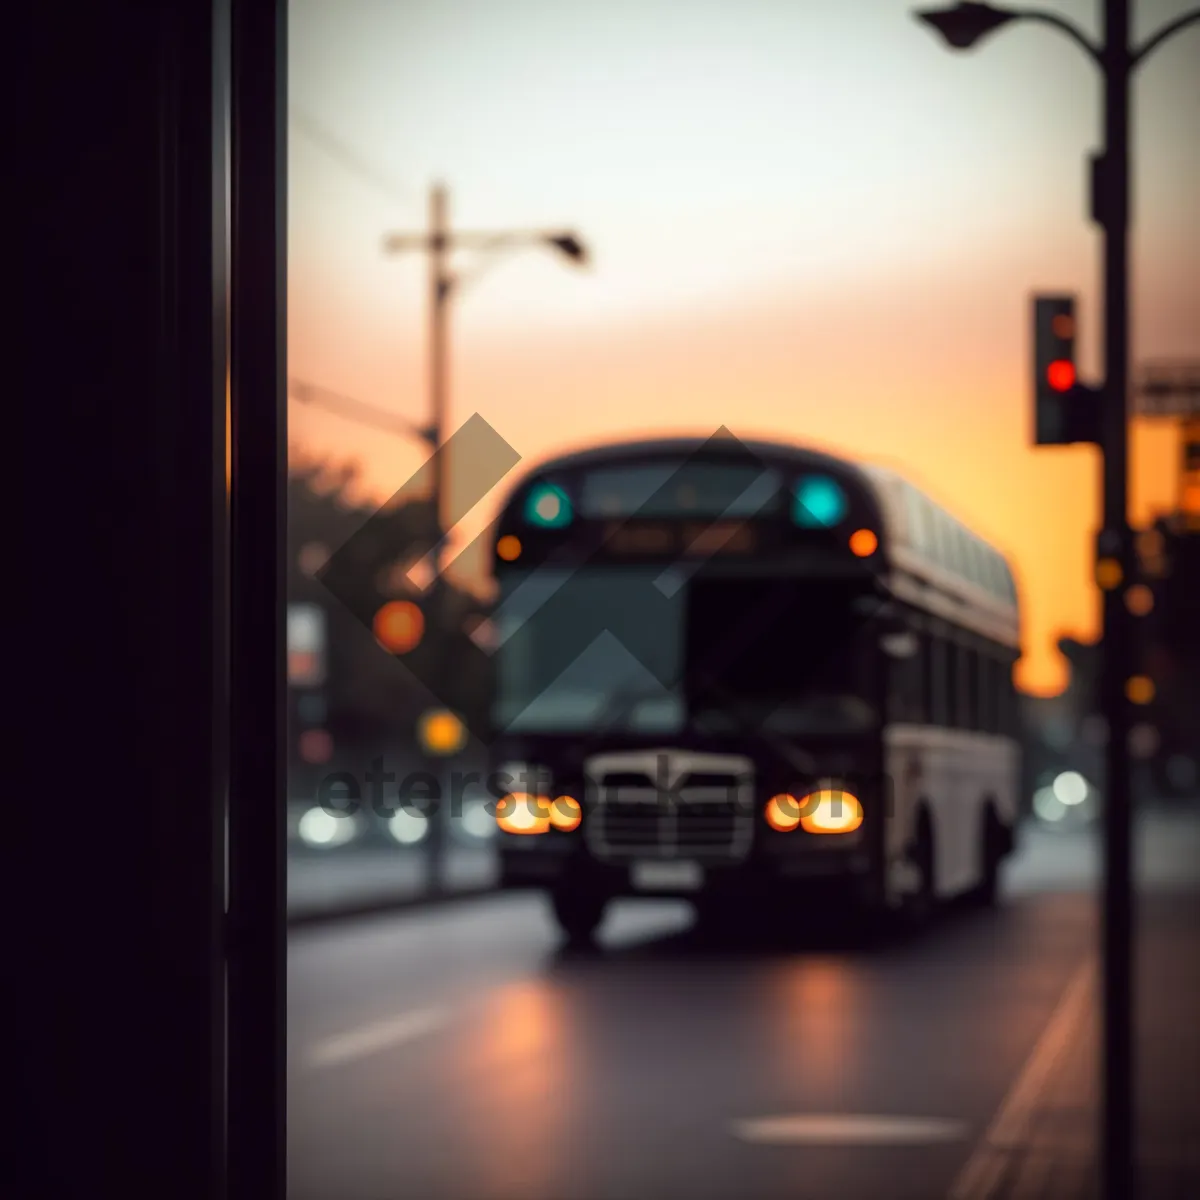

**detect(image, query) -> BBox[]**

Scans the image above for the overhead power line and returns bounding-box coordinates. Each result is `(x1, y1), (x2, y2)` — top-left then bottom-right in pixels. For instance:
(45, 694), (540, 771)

(288, 378), (433, 445)
(288, 107), (414, 210)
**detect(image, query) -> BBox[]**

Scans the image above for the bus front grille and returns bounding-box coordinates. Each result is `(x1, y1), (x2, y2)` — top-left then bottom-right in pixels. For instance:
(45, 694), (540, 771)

(584, 772), (754, 863)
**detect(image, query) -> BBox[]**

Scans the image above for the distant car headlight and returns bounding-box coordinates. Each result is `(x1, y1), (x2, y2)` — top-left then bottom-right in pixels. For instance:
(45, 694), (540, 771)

(1052, 771), (1088, 806)
(461, 800), (498, 839)
(388, 809), (429, 845)
(298, 806), (356, 848)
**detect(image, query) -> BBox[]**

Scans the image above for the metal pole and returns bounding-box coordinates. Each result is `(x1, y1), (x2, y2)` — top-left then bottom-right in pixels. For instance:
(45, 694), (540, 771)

(227, 0), (287, 1195)
(1099, 1), (1134, 1196)
(429, 181), (449, 563)
(426, 181), (450, 894)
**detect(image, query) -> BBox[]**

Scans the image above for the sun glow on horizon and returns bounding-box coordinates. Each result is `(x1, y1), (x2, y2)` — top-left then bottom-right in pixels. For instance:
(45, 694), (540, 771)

(285, 0), (1199, 697)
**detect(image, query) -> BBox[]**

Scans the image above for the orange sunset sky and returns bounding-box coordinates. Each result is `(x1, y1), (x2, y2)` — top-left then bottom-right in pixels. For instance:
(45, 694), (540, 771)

(283, 0), (1199, 696)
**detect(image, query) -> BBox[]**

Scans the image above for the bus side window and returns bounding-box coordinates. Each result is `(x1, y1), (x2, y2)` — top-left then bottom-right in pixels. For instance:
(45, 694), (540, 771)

(967, 638), (982, 732)
(921, 626), (937, 726)
(889, 617), (924, 724)
(956, 637), (974, 731)
(931, 630), (950, 727)
(978, 647), (996, 735)
(989, 646), (1004, 734)
(911, 628), (927, 724)
(998, 655), (1015, 738)
(945, 636), (960, 729)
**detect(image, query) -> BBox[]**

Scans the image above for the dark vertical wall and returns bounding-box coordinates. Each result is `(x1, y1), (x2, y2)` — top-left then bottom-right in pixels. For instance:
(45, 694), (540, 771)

(20, 3), (228, 1196)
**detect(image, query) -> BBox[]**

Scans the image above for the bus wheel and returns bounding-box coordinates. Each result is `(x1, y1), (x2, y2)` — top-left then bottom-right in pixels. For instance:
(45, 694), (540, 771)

(550, 888), (607, 946)
(970, 809), (1003, 909)
(904, 816), (936, 928)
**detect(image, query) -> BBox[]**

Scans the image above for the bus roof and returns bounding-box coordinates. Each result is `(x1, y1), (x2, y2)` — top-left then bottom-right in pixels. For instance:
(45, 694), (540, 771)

(509, 435), (1020, 636)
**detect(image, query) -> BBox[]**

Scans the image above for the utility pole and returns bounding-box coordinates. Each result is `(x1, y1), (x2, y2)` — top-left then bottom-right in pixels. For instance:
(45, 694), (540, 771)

(425, 181), (451, 896)
(428, 182), (451, 577)
(384, 183), (589, 895)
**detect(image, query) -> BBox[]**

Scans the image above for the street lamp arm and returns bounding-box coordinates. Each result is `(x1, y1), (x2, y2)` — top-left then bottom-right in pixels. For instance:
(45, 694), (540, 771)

(450, 230), (552, 251)
(1132, 9), (1200, 70)
(382, 233), (433, 254)
(1010, 6), (1103, 67)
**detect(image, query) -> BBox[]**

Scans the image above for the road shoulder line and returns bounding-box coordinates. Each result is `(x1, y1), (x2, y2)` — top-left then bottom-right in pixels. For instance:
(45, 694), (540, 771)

(948, 955), (1095, 1200)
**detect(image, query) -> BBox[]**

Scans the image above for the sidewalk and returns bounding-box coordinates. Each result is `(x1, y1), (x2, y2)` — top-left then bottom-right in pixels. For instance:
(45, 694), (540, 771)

(287, 845), (498, 924)
(985, 815), (1200, 1199)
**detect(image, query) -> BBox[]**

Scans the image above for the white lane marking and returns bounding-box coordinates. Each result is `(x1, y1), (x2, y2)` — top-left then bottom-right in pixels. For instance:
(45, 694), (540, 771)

(947, 956), (1095, 1200)
(732, 1114), (969, 1145)
(307, 1006), (451, 1069)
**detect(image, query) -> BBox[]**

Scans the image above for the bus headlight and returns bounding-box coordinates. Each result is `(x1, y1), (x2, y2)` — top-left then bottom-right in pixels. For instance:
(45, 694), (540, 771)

(548, 795), (582, 832)
(798, 787), (863, 835)
(496, 793), (551, 835)
(765, 794), (802, 833)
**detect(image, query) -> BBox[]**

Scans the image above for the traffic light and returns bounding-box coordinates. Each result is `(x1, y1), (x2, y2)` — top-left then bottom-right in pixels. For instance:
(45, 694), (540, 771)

(373, 599), (425, 654)
(1034, 295), (1076, 444)
(1033, 294), (1099, 446)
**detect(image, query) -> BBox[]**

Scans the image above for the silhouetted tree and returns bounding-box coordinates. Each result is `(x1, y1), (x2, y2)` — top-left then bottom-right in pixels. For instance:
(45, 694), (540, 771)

(287, 454), (493, 759)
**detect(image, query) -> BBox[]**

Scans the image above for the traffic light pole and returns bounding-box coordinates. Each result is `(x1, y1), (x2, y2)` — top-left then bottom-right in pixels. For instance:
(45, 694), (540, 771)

(917, 5), (1200, 1196)
(426, 182), (451, 896)
(1097, 5), (1134, 1196)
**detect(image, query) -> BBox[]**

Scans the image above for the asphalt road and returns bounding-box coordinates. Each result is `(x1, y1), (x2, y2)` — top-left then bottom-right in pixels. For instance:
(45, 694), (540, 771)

(286, 817), (1199, 1200)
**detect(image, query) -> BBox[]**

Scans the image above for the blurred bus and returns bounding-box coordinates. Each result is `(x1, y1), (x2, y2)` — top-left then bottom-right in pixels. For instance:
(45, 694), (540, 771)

(485, 436), (1022, 942)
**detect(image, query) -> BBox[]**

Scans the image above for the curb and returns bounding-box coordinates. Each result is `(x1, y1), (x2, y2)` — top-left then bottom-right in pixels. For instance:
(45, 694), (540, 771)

(286, 884), (501, 930)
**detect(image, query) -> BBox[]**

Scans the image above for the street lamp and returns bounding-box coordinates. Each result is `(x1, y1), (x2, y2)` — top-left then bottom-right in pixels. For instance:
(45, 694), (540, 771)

(915, 4), (1200, 1197)
(382, 184), (590, 572)
(916, 2), (1018, 47)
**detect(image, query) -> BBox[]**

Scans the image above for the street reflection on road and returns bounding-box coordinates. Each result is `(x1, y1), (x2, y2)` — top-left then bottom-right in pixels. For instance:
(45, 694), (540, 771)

(764, 957), (871, 1098)
(448, 979), (581, 1199)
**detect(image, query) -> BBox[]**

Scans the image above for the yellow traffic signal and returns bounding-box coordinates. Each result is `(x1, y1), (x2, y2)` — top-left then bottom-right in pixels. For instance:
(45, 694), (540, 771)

(418, 709), (466, 757)
(1096, 558), (1123, 590)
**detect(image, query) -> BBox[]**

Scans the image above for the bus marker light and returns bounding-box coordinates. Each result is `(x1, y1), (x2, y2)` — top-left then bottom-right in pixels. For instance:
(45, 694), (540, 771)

(524, 483), (573, 529)
(792, 475), (848, 528)
(849, 529), (878, 558)
(497, 534), (522, 562)
(799, 788), (863, 834)
(495, 793), (550, 835)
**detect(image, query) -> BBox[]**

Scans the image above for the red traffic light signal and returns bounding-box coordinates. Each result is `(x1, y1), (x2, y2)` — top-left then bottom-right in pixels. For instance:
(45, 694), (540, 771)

(1033, 294), (1094, 445)
(1047, 360), (1076, 392)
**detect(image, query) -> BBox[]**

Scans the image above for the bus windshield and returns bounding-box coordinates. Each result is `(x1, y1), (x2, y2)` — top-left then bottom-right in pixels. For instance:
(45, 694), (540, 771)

(684, 577), (879, 734)
(493, 568), (879, 735)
